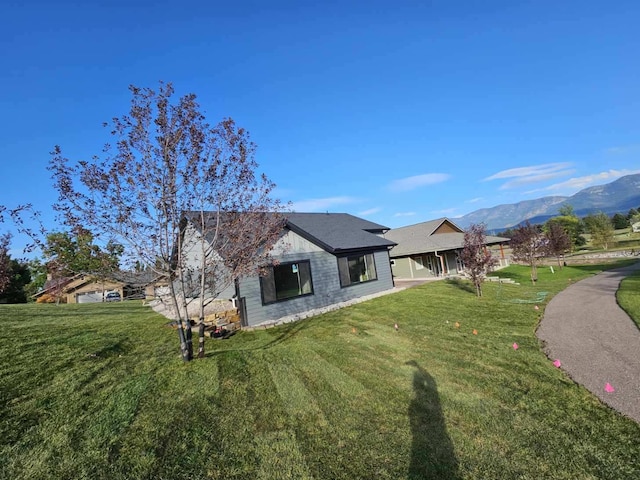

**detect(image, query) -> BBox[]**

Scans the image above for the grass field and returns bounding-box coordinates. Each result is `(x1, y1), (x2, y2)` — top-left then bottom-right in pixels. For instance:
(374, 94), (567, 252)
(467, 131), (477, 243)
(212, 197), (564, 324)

(1, 262), (640, 479)
(618, 267), (640, 329)
(578, 227), (640, 253)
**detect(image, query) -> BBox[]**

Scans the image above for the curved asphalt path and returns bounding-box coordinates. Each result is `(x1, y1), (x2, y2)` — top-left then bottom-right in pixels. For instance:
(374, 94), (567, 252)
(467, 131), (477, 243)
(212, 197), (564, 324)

(536, 261), (640, 424)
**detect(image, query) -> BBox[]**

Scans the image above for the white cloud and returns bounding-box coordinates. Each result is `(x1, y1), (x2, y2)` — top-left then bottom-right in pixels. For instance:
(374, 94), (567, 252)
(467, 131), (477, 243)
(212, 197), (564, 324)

(484, 162), (572, 181)
(387, 173), (450, 192)
(394, 212), (416, 217)
(499, 170), (576, 190)
(484, 162), (575, 190)
(290, 196), (358, 212)
(527, 169), (640, 194)
(358, 207), (381, 216)
(431, 208), (458, 216)
(467, 197), (483, 204)
(604, 145), (640, 155)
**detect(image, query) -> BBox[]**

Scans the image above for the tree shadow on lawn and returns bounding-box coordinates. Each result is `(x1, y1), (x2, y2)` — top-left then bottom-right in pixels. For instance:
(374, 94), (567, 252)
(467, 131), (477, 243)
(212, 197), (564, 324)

(444, 278), (475, 294)
(406, 360), (460, 480)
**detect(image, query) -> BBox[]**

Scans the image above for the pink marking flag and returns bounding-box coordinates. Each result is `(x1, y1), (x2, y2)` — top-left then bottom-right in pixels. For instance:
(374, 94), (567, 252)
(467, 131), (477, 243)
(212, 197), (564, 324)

(604, 383), (615, 393)
(553, 359), (562, 368)
(512, 343), (519, 350)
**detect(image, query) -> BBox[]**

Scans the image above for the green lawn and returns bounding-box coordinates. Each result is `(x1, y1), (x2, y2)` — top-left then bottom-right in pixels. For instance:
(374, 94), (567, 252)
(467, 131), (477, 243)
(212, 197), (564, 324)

(1, 262), (640, 479)
(618, 267), (640, 329)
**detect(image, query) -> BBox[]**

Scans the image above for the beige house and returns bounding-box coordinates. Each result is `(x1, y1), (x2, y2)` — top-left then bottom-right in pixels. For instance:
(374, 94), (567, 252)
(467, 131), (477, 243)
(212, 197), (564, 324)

(385, 218), (509, 280)
(34, 271), (168, 304)
(62, 275), (126, 303)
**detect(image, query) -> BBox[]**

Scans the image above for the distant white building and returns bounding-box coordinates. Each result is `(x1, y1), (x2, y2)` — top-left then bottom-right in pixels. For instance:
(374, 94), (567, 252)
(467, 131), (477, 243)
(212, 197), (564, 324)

(632, 222), (640, 233)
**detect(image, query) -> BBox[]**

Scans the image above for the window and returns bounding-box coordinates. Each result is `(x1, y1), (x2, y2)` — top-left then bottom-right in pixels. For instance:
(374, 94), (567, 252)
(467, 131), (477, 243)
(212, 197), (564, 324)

(414, 256), (424, 270)
(338, 253), (377, 287)
(261, 260), (313, 304)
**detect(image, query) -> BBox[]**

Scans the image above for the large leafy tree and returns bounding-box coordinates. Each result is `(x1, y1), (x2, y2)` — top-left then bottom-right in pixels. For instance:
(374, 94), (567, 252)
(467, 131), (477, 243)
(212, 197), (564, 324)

(24, 259), (47, 298)
(546, 204), (584, 250)
(0, 259), (31, 303)
(510, 221), (547, 283)
(611, 213), (629, 230)
(49, 82), (286, 361)
(583, 212), (615, 250)
(558, 204), (575, 217)
(546, 215), (584, 250)
(0, 210), (32, 303)
(459, 223), (497, 297)
(42, 228), (123, 301)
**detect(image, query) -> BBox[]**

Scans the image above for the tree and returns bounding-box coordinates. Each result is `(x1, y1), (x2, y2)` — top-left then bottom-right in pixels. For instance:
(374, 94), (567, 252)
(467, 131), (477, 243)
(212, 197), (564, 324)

(183, 211), (285, 358)
(0, 232), (11, 295)
(611, 213), (629, 230)
(0, 259), (31, 303)
(558, 204), (575, 217)
(42, 228), (123, 301)
(545, 222), (571, 267)
(546, 204), (584, 251)
(24, 259), (47, 299)
(510, 221), (547, 283)
(48, 82), (286, 362)
(459, 223), (497, 297)
(583, 212), (615, 250)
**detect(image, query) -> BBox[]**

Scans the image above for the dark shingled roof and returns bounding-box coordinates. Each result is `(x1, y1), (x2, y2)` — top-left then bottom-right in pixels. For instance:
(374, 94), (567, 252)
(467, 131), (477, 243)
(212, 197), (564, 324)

(183, 211), (396, 254)
(284, 213), (396, 253)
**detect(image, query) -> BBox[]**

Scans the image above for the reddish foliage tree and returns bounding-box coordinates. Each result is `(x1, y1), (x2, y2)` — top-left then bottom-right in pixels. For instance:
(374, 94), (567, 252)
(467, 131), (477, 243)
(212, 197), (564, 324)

(510, 221), (547, 283)
(459, 223), (497, 297)
(48, 82), (286, 361)
(545, 222), (571, 267)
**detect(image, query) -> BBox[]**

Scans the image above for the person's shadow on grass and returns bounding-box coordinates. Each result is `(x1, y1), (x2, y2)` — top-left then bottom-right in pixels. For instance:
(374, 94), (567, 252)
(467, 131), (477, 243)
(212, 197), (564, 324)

(406, 360), (460, 480)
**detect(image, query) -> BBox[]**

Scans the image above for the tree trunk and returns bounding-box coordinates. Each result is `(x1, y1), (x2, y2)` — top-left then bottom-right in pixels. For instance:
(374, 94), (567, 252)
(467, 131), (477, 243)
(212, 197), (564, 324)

(168, 276), (192, 362)
(184, 318), (194, 360)
(176, 324), (190, 362)
(198, 317), (205, 358)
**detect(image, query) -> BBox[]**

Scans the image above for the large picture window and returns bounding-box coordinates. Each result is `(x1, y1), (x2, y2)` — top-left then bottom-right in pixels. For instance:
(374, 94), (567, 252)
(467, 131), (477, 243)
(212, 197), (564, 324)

(261, 260), (313, 304)
(338, 253), (377, 287)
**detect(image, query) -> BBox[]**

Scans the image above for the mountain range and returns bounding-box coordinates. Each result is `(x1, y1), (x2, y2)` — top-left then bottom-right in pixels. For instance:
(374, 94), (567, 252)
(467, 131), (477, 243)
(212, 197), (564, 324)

(456, 174), (640, 231)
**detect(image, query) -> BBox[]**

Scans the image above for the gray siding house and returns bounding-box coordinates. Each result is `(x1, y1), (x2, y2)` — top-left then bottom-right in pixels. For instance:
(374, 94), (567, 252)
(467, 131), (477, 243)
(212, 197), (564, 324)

(183, 213), (397, 327)
(385, 218), (509, 279)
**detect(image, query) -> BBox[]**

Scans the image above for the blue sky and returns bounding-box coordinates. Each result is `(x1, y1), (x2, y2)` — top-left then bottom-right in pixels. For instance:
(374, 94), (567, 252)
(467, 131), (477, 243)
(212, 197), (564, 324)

(1, 1), (639, 254)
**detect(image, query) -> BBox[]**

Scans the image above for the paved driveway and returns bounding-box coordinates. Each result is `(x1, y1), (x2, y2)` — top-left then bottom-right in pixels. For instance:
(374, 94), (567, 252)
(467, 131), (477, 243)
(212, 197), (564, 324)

(537, 262), (640, 423)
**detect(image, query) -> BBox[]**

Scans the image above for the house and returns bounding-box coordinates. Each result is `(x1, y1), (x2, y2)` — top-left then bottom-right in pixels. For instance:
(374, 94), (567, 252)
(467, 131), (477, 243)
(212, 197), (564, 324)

(385, 218), (509, 280)
(632, 221), (640, 233)
(33, 274), (80, 303)
(180, 212), (397, 327)
(33, 271), (168, 304)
